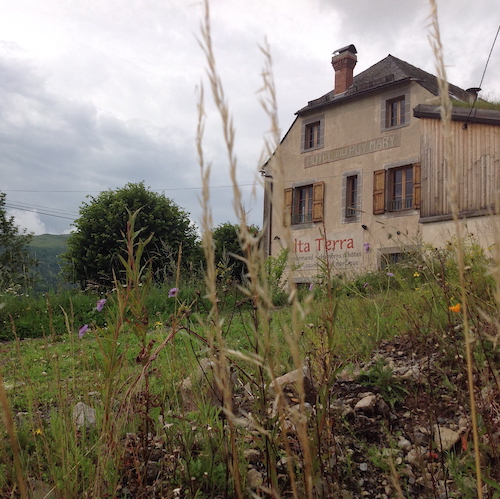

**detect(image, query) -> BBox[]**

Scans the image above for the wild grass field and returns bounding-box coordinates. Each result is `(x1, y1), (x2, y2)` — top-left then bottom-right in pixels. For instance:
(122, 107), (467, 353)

(0, 1), (499, 497)
(1, 233), (499, 498)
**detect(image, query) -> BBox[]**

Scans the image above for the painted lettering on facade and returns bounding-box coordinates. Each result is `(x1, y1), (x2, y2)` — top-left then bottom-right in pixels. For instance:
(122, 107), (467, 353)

(304, 132), (401, 168)
(290, 231), (364, 275)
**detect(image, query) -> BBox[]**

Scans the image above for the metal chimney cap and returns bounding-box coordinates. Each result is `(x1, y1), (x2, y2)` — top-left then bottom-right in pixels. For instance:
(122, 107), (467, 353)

(332, 44), (357, 56)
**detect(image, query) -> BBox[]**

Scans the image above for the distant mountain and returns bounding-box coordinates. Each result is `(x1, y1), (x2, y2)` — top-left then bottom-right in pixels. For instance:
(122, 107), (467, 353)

(29, 234), (73, 292)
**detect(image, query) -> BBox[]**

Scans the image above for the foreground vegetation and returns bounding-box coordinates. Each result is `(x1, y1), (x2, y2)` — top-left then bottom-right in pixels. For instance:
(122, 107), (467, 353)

(0, 230), (499, 497)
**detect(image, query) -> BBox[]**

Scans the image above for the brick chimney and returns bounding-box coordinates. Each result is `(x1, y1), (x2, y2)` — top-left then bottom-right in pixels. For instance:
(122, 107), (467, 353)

(331, 44), (357, 94)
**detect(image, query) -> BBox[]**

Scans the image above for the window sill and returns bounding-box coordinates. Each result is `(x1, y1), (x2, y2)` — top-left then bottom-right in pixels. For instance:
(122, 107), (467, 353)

(381, 122), (410, 133)
(379, 209), (419, 218)
(302, 145), (324, 154)
(291, 222), (316, 230)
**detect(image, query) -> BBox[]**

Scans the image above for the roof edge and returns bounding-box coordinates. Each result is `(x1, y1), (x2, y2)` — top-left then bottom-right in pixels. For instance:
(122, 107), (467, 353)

(414, 104), (500, 126)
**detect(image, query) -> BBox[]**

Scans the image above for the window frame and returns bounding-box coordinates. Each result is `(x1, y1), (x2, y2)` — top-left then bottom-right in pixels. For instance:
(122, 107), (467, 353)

(380, 89), (410, 132)
(373, 162), (421, 215)
(386, 96), (406, 128)
(342, 170), (362, 223)
(388, 165), (413, 211)
(301, 115), (325, 152)
(293, 184), (314, 224)
(284, 181), (325, 227)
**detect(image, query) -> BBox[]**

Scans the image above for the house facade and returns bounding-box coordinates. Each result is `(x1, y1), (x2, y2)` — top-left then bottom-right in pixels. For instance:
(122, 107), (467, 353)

(262, 45), (500, 282)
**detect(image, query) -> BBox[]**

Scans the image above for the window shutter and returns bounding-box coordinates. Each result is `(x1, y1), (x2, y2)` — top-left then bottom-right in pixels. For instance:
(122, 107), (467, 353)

(373, 169), (386, 214)
(284, 188), (292, 226)
(413, 162), (421, 209)
(312, 181), (324, 223)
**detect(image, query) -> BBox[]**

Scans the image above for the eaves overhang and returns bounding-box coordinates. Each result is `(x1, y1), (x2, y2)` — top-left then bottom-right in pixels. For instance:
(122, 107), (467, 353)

(413, 104), (500, 126)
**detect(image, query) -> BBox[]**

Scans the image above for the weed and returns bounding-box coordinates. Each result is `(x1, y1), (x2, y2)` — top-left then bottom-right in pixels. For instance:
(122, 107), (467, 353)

(356, 360), (408, 409)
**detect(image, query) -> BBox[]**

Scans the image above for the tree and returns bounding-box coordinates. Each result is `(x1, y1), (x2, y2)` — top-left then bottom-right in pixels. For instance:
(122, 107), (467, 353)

(63, 182), (200, 288)
(0, 192), (36, 292)
(211, 222), (260, 282)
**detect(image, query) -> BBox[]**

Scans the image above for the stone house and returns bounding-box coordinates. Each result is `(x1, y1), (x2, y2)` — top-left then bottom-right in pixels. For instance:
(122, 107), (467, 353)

(262, 44), (500, 282)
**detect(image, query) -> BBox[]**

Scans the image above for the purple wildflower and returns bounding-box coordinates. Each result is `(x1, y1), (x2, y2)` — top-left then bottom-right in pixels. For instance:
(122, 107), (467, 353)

(363, 242), (370, 253)
(309, 283), (313, 291)
(363, 282), (369, 288)
(168, 287), (178, 298)
(386, 272), (394, 277)
(78, 324), (89, 338)
(96, 298), (107, 312)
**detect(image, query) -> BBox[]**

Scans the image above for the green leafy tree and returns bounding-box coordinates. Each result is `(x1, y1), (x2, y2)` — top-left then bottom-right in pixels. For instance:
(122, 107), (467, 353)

(0, 192), (35, 292)
(63, 182), (201, 288)
(212, 222), (260, 282)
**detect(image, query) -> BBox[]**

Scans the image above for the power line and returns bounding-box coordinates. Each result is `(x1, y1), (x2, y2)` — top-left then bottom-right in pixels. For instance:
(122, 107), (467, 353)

(5, 203), (77, 221)
(479, 23), (500, 89)
(2, 183), (256, 194)
(464, 23), (500, 129)
(6, 200), (78, 217)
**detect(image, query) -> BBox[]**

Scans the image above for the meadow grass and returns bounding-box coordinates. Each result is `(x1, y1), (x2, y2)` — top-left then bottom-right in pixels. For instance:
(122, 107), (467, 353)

(1, 236), (499, 497)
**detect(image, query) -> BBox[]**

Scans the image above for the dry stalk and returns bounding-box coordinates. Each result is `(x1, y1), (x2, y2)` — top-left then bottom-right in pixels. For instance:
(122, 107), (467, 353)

(428, 1), (483, 496)
(0, 367), (27, 498)
(197, 2), (243, 497)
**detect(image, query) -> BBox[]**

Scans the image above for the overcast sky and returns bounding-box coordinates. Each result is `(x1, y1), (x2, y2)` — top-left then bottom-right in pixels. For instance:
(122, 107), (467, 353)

(1, 0), (499, 235)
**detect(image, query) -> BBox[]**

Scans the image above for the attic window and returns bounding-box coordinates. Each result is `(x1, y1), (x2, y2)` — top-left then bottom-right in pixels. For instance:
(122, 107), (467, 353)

(380, 90), (410, 131)
(301, 115), (325, 152)
(386, 96), (406, 127)
(306, 122), (321, 149)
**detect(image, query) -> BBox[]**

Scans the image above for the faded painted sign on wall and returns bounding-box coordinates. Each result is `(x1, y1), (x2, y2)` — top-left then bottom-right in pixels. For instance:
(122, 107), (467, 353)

(304, 132), (401, 168)
(289, 230), (364, 277)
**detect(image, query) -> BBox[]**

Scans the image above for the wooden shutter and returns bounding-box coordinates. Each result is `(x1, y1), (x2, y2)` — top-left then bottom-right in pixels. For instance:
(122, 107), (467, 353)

(373, 169), (386, 214)
(284, 188), (292, 226)
(312, 181), (324, 223)
(413, 162), (421, 209)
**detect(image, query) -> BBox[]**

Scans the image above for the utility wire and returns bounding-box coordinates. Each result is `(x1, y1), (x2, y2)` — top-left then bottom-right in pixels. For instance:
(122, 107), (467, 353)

(3, 183), (255, 194)
(6, 200), (78, 217)
(479, 24), (500, 89)
(5, 203), (77, 221)
(464, 23), (500, 129)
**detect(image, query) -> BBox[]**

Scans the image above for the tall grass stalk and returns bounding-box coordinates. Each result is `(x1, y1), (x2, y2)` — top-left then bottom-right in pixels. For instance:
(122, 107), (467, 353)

(0, 366), (27, 498)
(197, 4), (243, 496)
(428, 1), (483, 496)
(197, 1), (320, 496)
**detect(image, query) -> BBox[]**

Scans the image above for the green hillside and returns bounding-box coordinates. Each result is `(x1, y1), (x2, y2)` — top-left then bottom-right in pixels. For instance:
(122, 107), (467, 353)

(29, 234), (73, 292)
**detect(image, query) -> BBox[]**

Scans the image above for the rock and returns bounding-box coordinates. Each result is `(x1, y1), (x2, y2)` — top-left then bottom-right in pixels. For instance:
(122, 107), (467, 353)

(406, 447), (425, 467)
(246, 468), (263, 488)
(270, 365), (316, 405)
(413, 427), (430, 446)
(433, 424), (460, 452)
(354, 394), (377, 411)
(31, 480), (56, 499)
(398, 437), (412, 451)
(244, 449), (261, 462)
(179, 358), (237, 413)
(73, 402), (96, 430)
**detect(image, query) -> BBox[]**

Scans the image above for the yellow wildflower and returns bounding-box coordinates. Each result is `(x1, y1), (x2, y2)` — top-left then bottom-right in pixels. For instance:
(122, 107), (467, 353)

(449, 303), (461, 313)
(413, 272), (420, 277)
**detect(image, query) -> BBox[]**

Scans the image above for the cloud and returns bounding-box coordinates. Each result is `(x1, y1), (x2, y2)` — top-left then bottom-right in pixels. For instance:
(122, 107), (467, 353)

(0, 0), (498, 236)
(7, 209), (47, 235)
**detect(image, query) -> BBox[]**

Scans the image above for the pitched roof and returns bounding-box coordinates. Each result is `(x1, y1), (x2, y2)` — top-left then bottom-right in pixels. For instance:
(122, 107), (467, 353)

(298, 54), (470, 115)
